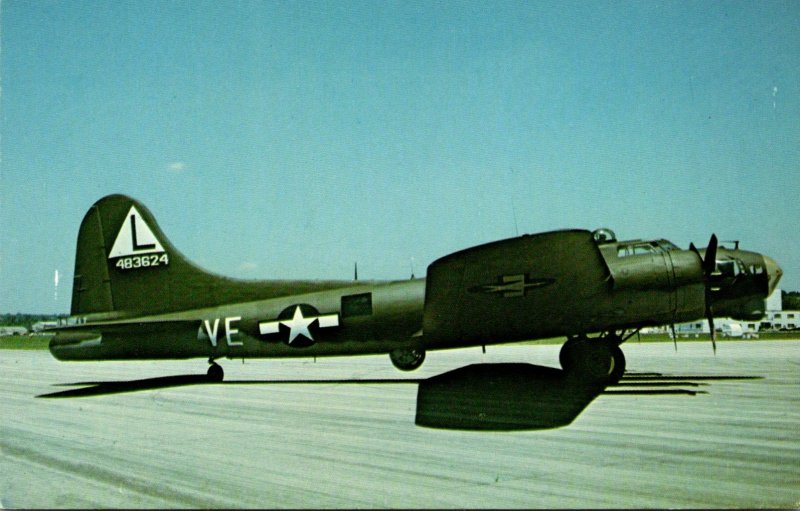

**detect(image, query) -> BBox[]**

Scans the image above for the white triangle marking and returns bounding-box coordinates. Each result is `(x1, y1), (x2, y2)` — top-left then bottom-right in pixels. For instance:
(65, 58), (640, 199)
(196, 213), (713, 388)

(108, 206), (165, 258)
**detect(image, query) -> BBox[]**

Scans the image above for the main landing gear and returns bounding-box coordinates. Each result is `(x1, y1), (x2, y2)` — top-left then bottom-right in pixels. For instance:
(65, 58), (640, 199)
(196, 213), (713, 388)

(207, 358), (224, 382)
(559, 333), (627, 384)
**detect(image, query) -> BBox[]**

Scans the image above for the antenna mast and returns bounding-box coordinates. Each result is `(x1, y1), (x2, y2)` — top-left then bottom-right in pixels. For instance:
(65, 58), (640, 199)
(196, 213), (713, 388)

(509, 166), (519, 236)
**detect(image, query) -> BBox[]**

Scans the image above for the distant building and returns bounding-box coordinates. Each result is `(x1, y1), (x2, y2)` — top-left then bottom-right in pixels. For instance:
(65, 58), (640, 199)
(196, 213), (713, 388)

(760, 288), (799, 330)
(761, 310), (799, 331)
(766, 289), (782, 311)
(0, 326), (28, 336)
(32, 321), (59, 332)
(674, 318), (760, 338)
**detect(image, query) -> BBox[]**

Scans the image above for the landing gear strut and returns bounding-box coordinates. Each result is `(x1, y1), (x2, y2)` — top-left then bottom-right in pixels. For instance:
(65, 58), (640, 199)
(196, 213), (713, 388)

(207, 358), (224, 382)
(559, 334), (626, 384)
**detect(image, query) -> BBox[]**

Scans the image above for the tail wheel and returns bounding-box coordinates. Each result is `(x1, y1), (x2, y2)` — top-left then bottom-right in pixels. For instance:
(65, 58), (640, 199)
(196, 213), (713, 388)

(389, 348), (426, 371)
(207, 363), (224, 382)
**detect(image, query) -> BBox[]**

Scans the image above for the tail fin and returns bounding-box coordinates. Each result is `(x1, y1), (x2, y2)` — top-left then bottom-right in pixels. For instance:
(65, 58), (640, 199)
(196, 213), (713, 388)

(71, 194), (306, 316)
(72, 194), (217, 315)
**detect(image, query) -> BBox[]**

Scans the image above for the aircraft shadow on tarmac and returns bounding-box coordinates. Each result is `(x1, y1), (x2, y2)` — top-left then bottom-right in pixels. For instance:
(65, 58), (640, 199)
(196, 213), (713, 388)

(37, 363), (762, 431)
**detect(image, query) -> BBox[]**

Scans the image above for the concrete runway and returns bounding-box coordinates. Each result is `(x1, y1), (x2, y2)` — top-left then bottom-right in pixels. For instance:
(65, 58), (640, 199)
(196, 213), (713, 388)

(1, 341), (798, 508)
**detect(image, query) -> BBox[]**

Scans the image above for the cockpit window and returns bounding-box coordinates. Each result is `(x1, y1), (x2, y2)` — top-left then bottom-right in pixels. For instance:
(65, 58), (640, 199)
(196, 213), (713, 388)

(717, 260), (738, 277)
(617, 242), (658, 257)
(717, 258), (747, 277)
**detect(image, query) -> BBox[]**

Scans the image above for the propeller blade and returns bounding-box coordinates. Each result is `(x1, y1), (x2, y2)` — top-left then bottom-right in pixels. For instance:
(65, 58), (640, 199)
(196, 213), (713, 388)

(704, 236), (718, 354)
(703, 234), (718, 276)
(670, 324), (678, 352)
(707, 310), (717, 354)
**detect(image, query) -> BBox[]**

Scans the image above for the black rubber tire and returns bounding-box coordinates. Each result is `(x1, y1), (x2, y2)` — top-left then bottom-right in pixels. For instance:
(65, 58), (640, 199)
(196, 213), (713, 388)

(389, 348), (426, 371)
(606, 344), (626, 384)
(559, 337), (583, 372)
(560, 338), (626, 384)
(207, 363), (224, 382)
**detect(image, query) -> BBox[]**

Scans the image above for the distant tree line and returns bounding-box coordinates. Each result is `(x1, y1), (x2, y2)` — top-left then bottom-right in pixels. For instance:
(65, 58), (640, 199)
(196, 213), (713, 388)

(0, 313), (66, 330)
(783, 290), (800, 311)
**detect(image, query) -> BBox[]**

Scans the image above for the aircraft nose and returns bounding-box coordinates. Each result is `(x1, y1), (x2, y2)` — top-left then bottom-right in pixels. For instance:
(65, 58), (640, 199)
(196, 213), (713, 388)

(763, 255), (783, 297)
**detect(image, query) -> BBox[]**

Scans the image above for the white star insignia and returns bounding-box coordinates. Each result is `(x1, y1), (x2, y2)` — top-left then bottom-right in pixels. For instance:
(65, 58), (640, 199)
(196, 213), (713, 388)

(258, 306), (340, 345)
(282, 306), (315, 344)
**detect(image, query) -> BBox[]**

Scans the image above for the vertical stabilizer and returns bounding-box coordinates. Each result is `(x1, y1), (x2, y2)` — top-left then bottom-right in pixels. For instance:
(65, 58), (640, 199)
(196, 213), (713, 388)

(71, 194), (354, 317)
(72, 194), (209, 315)
(71, 195), (251, 315)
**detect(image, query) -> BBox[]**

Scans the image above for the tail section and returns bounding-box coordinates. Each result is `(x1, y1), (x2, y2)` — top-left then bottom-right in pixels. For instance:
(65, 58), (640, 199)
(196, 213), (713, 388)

(71, 195), (347, 316)
(71, 194), (223, 315)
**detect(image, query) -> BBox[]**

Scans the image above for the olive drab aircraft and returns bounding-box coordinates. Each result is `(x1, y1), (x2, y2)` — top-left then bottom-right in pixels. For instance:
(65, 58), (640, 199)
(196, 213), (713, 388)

(48, 195), (783, 383)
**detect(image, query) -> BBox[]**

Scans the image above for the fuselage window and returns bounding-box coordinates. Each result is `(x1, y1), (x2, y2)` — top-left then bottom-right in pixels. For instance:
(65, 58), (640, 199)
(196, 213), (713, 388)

(341, 293), (373, 318)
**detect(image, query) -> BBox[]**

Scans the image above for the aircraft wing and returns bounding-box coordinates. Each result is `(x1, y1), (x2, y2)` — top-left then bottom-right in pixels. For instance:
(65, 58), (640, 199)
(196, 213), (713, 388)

(422, 230), (612, 346)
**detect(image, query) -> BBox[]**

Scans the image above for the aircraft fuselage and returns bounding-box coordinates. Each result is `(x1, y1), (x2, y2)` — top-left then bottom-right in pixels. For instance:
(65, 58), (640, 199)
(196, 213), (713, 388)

(51, 279), (426, 361)
(48, 195), (782, 380)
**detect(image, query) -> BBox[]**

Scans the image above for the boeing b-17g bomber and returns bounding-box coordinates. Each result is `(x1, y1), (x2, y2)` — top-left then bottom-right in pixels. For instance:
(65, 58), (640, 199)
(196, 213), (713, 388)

(49, 195), (783, 383)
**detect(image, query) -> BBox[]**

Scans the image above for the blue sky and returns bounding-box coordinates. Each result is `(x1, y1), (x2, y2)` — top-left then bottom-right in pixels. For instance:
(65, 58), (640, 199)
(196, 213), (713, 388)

(1, 0), (798, 313)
